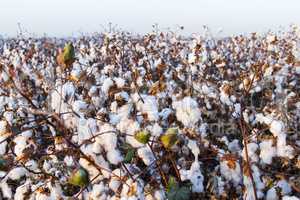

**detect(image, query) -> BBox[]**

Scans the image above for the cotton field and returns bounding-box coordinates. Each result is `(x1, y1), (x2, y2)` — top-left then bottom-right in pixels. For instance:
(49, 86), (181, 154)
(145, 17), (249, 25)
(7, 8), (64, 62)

(0, 26), (300, 200)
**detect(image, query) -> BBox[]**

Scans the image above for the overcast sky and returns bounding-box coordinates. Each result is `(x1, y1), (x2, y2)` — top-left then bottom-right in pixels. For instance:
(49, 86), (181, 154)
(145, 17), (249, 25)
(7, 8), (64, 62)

(0, 0), (300, 37)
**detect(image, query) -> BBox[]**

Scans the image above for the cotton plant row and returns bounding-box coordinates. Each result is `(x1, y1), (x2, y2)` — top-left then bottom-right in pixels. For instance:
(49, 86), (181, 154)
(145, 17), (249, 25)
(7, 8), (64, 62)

(0, 26), (300, 200)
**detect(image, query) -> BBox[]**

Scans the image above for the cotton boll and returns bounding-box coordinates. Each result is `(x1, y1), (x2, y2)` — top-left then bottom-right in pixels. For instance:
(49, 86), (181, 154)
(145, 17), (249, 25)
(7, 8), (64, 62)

(124, 121), (143, 148)
(232, 103), (241, 118)
(114, 77), (126, 88)
(107, 149), (123, 165)
(255, 113), (272, 125)
(0, 120), (8, 135)
(102, 78), (114, 94)
(228, 139), (241, 153)
(180, 161), (204, 193)
(7, 167), (26, 180)
(150, 123), (163, 137)
(3, 111), (14, 126)
(109, 179), (121, 193)
(137, 146), (155, 166)
(64, 156), (75, 167)
(25, 160), (38, 171)
(243, 143), (258, 162)
(220, 160), (241, 186)
(277, 180), (292, 195)
(220, 91), (233, 106)
(154, 190), (166, 200)
(15, 183), (30, 200)
(172, 97), (201, 128)
(20, 130), (32, 138)
(1, 181), (12, 199)
(251, 165), (265, 198)
(98, 124), (117, 149)
(136, 95), (159, 121)
(77, 118), (93, 144)
(0, 139), (7, 155)
(159, 108), (172, 120)
(276, 134), (294, 159)
(187, 139), (200, 160)
(282, 196), (300, 200)
(270, 120), (285, 137)
(79, 158), (106, 181)
(243, 173), (264, 200)
(259, 140), (276, 164)
(14, 136), (28, 157)
(73, 100), (89, 115)
(266, 187), (278, 200)
(90, 182), (107, 199)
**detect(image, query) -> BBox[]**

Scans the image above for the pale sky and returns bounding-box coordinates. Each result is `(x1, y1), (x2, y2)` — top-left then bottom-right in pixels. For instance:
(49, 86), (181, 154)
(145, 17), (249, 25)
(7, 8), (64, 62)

(0, 0), (300, 37)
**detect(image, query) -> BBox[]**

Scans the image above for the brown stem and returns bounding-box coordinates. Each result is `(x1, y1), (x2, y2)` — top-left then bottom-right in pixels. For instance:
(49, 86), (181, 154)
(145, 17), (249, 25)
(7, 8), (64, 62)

(147, 143), (168, 186)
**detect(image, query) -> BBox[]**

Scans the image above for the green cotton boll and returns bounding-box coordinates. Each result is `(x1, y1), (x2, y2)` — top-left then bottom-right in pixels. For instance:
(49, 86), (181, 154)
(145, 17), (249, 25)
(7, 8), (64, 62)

(68, 167), (89, 187)
(134, 130), (151, 144)
(161, 128), (178, 149)
(63, 43), (75, 64)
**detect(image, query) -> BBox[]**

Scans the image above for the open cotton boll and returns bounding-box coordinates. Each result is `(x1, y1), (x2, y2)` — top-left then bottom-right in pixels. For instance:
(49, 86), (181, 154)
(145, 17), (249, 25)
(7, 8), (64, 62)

(0, 120), (8, 135)
(114, 77), (126, 88)
(50, 81), (75, 112)
(90, 182), (107, 199)
(77, 118), (94, 144)
(122, 121), (144, 148)
(243, 143), (258, 162)
(276, 134), (294, 159)
(232, 103), (241, 118)
(73, 100), (88, 115)
(252, 165), (265, 196)
(136, 95), (159, 121)
(14, 136), (28, 157)
(1, 181), (12, 199)
(172, 97), (201, 128)
(3, 111), (13, 126)
(110, 104), (132, 125)
(47, 182), (64, 199)
(0, 139), (7, 155)
(109, 183), (121, 195)
(137, 146), (155, 166)
(270, 120), (285, 137)
(220, 160), (241, 186)
(15, 183), (30, 200)
(282, 196), (300, 200)
(159, 108), (173, 120)
(79, 157), (107, 181)
(150, 123), (163, 137)
(187, 139), (200, 160)
(243, 173), (264, 200)
(269, 120), (294, 158)
(276, 180), (292, 195)
(25, 160), (38, 172)
(7, 167), (26, 180)
(255, 113), (272, 125)
(154, 190), (166, 200)
(266, 187), (278, 200)
(219, 90), (233, 106)
(228, 139), (241, 153)
(259, 140), (276, 164)
(102, 77), (114, 95)
(107, 149), (123, 165)
(98, 124), (117, 149)
(180, 160), (204, 193)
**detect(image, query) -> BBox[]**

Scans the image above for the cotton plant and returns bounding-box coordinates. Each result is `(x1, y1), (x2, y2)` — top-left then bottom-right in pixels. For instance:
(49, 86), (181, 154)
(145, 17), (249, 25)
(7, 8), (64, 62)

(0, 27), (300, 199)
